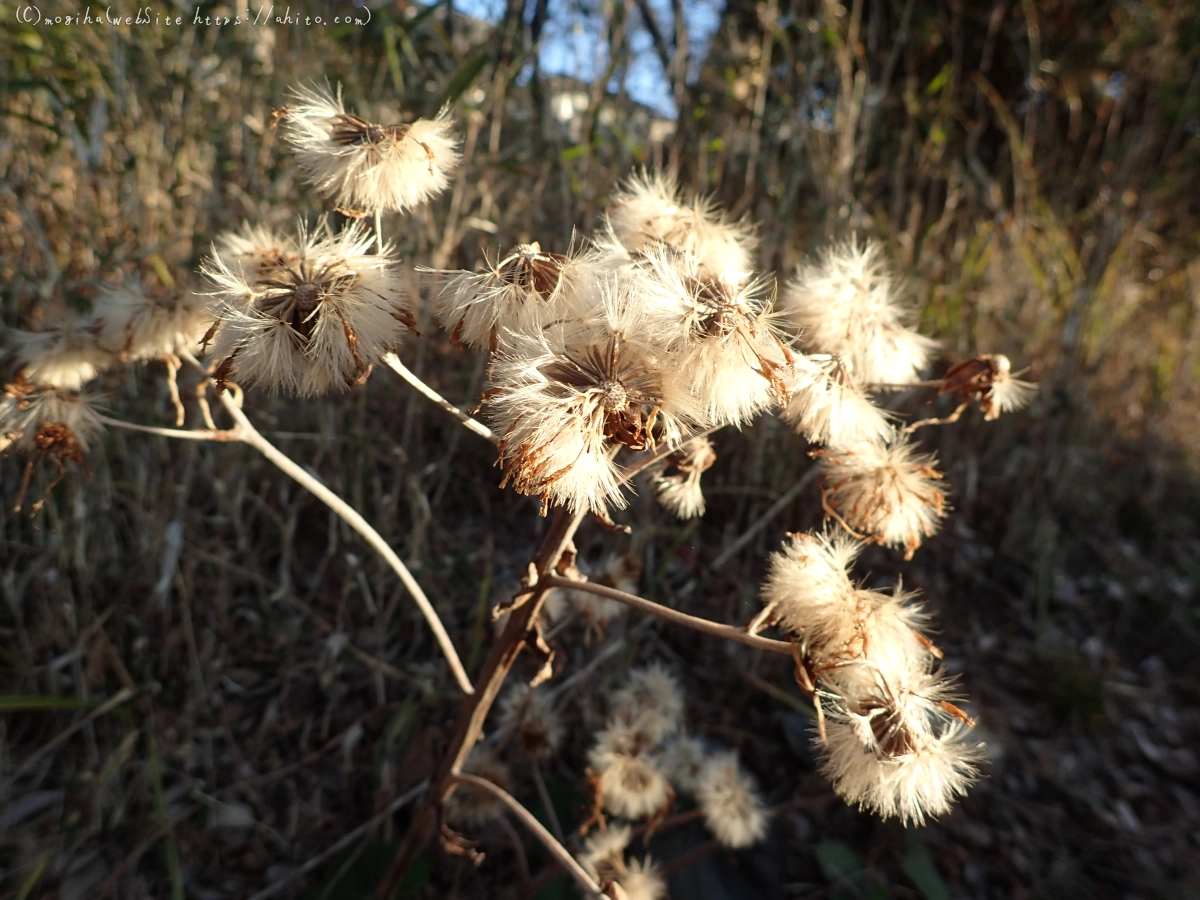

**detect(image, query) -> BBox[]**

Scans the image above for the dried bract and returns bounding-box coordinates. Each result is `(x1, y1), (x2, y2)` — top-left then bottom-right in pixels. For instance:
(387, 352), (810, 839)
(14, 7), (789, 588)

(282, 83), (460, 213)
(940, 353), (1036, 420)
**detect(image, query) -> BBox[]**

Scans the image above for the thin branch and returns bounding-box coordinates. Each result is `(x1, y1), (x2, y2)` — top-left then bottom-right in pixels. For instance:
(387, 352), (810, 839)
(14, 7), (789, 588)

(244, 781), (427, 900)
(862, 379), (945, 392)
(214, 390), (475, 696)
(709, 466), (820, 571)
(383, 352), (499, 445)
(99, 415), (240, 442)
(447, 773), (609, 900)
(540, 576), (792, 655)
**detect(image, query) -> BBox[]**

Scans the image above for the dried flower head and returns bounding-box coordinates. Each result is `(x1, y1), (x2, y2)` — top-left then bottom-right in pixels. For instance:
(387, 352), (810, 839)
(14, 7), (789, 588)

(784, 238), (938, 385)
(652, 435), (717, 519)
(214, 223), (300, 286)
(660, 735), (708, 794)
(93, 280), (212, 361)
(281, 83), (460, 213)
(634, 246), (793, 425)
(579, 823), (632, 884)
(618, 857), (668, 900)
(485, 289), (697, 514)
(760, 530), (862, 649)
(606, 171), (756, 284)
(588, 722), (673, 820)
(4, 324), (112, 390)
(817, 673), (983, 825)
(610, 663), (685, 745)
(497, 683), (564, 758)
(429, 241), (611, 351)
(0, 378), (102, 457)
(444, 746), (512, 828)
(695, 750), (769, 848)
(939, 353), (1036, 420)
(202, 220), (411, 396)
(782, 354), (894, 450)
(818, 438), (948, 559)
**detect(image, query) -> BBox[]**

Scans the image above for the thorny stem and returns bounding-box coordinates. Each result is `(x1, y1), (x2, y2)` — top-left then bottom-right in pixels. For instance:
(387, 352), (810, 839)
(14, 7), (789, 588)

(541, 575), (794, 655)
(382, 352), (499, 445)
(448, 773), (609, 899)
(376, 506), (587, 899)
(213, 390), (475, 695)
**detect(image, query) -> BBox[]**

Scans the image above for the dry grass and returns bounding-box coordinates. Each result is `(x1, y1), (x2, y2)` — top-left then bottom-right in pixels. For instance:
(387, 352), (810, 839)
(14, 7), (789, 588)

(2, 2), (1199, 898)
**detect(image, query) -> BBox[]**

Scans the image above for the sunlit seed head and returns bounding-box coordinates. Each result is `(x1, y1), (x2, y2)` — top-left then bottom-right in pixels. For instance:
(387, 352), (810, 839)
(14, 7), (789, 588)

(695, 750), (769, 848)
(579, 823), (632, 884)
(588, 722), (673, 820)
(760, 530), (863, 653)
(781, 354), (895, 449)
(817, 438), (948, 559)
(282, 83), (461, 213)
(618, 856), (668, 900)
(611, 663), (685, 745)
(652, 435), (716, 519)
(214, 223), (300, 288)
(93, 279), (212, 362)
(0, 379), (103, 457)
(4, 324), (113, 390)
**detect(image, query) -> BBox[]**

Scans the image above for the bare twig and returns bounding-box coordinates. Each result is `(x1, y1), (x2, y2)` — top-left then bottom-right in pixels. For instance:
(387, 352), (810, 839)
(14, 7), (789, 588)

(616, 423), (723, 487)
(448, 773), (609, 900)
(541, 576), (793, 655)
(383, 352), (499, 445)
(99, 415), (240, 442)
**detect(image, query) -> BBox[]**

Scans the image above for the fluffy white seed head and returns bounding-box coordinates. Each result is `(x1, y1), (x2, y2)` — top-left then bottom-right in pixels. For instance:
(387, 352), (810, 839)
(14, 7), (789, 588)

(782, 354), (894, 449)
(660, 735), (708, 794)
(428, 241), (613, 351)
(633, 246), (793, 425)
(282, 83), (461, 213)
(606, 170), (756, 284)
(444, 746), (511, 828)
(579, 823), (632, 884)
(618, 857), (668, 900)
(0, 380), (103, 456)
(652, 435), (717, 519)
(497, 683), (564, 758)
(214, 223), (300, 286)
(4, 324), (112, 390)
(93, 280), (212, 361)
(202, 220), (412, 396)
(783, 238), (938, 385)
(760, 530), (862, 650)
(610, 663), (685, 745)
(485, 286), (698, 514)
(588, 722), (673, 820)
(817, 676), (982, 826)
(818, 438), (949, 559)
(695, 750), (769, 848)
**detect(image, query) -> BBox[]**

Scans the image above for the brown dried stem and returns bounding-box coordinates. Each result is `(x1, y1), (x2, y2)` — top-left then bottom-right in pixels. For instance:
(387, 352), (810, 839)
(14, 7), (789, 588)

(541, 575), (793, 655)
(383, 351), (499, 445)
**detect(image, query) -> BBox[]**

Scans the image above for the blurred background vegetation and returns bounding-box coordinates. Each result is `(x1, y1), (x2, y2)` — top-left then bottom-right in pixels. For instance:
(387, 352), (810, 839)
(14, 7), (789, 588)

(2, 0), (1199, 897)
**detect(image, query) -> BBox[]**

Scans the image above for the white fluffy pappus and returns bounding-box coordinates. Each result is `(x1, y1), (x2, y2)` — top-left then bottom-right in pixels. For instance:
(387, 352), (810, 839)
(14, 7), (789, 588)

(817, 675), (983, 826)
(578, 827), (667, 900)
(93, 280), (212, 361)
(281, 83), (461, 213)
(4, 324), (113, 390)
(817, 438), (949, 559)
(652, 435), (716, 519)
(606, 170), (757, 284)
(0, 380), (103, 456)
(202, 220), (412, 397)
(659, 735), (708, 794)
(759, 530), (862, 650)
(428, 241), (613, 351)
(781, 354), (894, 450)
(588, 722), (673, 820)
(484, 288), (699, 514)
(783, 238), (938, 385)
(616, 857), (668, 900)
(213, 223), (300, 286)
(497, 682), (564, 758)
(633, 246), (794, 426)
(695, 750), (769, 849)
(610, 662), (685, 745)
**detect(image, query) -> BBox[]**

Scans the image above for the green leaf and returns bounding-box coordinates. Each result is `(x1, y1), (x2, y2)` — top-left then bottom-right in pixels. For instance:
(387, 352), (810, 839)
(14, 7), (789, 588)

(0, 694), (98, 712)
(903, 831), (950, 900)
(926, 62), (953, 96)
(439, 50), (489, 107)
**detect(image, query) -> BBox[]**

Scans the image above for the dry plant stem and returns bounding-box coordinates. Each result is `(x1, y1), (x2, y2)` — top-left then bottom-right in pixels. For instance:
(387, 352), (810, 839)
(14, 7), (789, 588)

(540, 576), (794, 655)
(99, 415), (240, 442)
(448, 773), (608, 900)
(213, 391), (475, 696)
(383, 351), (499, 445)
(376, 507), (587, 900)
(617, 422), (723, 486)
